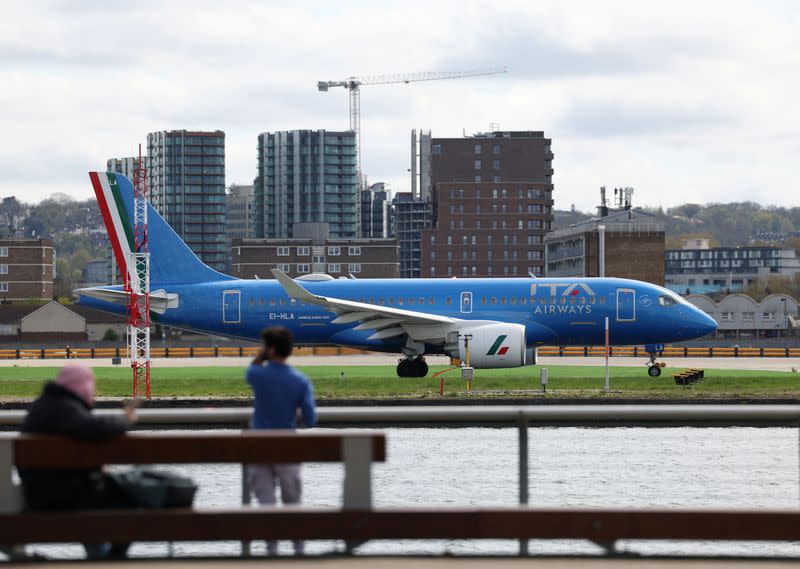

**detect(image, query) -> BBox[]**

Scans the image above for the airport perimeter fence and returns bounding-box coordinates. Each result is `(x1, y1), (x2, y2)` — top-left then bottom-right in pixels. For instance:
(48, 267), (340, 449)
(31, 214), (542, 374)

(0, 345), (799, 360)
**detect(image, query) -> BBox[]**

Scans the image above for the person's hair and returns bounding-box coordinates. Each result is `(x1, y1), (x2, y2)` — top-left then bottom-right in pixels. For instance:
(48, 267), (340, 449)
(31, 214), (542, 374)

(261, 326), (293, 358)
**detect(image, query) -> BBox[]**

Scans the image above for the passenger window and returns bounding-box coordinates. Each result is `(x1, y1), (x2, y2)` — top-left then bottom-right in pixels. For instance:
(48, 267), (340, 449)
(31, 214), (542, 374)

(510, 297), (516, 305)
(369, 297), (374, 304)
(539, 297), (546, 305)
(409, 297), (415, 305)
(279, 299), (285, 306)
(269, 298), (276, 306)
(378, 297), (385, 305)
(580, 297), (586, 305)
(520, 297), (527, 305)
(589, 296), (596, 305)
(445, 297), (452, 305)
(481, 297), (487, 305)
(398, 298), (404, 305)
(599, 297), (606, 304)
(249, 298), (255, 306)
(429, 297), (435, 305)
(419, 297), (425, 305)
(501, 297), (507, 304)
(491, 297), (497, 304)
(388, 298), (394, 305)
(569, 296), (576, 305)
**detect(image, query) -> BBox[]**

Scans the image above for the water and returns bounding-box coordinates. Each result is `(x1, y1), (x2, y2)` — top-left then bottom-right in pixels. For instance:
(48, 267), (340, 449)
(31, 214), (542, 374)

(26, 427), (800, 559)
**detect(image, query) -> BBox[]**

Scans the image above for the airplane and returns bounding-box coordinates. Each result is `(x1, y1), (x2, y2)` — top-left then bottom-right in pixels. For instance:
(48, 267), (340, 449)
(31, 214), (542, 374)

(77, 172), (717, 378)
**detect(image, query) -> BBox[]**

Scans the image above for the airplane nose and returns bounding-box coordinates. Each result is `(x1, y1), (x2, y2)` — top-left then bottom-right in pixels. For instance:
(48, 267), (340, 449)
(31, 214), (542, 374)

(695, 309), (717, 337)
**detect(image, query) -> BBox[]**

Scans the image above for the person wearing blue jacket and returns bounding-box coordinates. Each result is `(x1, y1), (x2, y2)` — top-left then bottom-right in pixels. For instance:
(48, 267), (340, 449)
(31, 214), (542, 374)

(246, 326), (316, 556)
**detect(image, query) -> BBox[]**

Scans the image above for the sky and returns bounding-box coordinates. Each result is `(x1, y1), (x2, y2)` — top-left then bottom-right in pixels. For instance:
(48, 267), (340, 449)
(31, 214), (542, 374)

(1, 0), (798, 212)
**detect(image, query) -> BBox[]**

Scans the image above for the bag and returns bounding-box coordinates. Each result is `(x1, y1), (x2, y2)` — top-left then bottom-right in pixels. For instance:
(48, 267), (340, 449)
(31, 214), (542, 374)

(110, 468), (198, 508)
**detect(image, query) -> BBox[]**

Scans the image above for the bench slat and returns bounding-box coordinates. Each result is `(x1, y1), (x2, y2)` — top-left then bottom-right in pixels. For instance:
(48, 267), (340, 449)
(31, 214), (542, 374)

(1, 508), (799, 543)
(5, 432), (386, 468)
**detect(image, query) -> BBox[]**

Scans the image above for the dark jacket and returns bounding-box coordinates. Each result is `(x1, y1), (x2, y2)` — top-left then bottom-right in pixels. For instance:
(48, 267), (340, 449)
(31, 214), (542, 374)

(19, 382), (129, 510)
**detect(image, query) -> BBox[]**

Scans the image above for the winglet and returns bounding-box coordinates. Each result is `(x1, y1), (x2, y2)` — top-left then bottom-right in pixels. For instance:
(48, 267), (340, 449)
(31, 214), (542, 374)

(271, 269), (324, 304)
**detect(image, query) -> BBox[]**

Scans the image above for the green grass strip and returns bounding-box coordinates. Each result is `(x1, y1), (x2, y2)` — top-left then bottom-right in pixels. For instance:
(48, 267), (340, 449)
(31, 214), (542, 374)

(0, 365), (798, 400)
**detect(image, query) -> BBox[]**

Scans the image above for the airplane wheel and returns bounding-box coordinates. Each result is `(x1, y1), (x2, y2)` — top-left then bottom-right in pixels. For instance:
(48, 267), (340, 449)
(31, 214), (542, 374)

(648, 365), (662, 378)
(414, 357), (429, 378)
(396, 359), (410, 378)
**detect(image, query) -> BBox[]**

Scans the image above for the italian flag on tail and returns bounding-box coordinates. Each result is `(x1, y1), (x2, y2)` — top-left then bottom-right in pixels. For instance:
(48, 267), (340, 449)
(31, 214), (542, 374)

(89, 171), (137, 290)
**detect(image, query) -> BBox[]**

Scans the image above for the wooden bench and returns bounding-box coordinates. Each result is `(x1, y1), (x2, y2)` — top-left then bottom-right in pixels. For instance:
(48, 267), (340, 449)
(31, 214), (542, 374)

(4, 507), (800, 554)
(0, 430), (385, 557)
(4, 429), (800, 557)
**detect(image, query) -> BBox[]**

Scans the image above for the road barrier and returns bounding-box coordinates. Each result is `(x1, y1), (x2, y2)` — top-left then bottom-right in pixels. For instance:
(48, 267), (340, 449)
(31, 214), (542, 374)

(0, 345), (798, 360)
(538, 345), (800, 358)
(0, 346), (370, 360)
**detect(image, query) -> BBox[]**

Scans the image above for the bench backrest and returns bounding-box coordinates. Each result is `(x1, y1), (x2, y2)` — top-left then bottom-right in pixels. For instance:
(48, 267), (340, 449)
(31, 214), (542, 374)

(4, 431), (385, 468)
(0, 430), (385, 513)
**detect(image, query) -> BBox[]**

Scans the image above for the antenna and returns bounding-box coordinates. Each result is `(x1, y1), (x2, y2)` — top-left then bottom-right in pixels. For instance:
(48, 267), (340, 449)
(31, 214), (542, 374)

(598, 186), (609, 218)
(129, 143), (150, 399)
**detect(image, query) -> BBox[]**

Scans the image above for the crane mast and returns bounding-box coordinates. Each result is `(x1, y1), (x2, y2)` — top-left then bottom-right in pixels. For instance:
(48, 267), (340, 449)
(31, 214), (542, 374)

(317, 67), (506, 234)
(129, 144), (151, 398)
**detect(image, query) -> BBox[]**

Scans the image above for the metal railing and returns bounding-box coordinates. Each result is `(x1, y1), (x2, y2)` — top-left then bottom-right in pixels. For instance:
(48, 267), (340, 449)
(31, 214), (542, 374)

(2, 405), (800, 557)
(1, 345), (799, 360)
(3, 404), (800, 428)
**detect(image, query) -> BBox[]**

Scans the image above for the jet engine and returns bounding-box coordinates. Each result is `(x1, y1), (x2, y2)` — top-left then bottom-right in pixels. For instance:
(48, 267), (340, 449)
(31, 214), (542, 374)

(444, 323), (533, 369)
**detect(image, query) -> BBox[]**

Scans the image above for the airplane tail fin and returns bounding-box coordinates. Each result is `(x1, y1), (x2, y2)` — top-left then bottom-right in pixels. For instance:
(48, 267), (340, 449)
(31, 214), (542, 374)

(89, 172), (233, 285)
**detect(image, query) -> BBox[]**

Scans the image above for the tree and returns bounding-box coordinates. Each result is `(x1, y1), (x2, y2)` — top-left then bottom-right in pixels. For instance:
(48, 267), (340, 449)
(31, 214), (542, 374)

(102, 328), (120, 341)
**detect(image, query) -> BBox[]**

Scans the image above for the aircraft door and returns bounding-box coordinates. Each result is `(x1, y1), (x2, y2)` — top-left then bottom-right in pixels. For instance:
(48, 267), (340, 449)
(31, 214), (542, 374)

(616, 288), (636, 321)
(460, 291), (473, 314)
(223, 290), (241, 324)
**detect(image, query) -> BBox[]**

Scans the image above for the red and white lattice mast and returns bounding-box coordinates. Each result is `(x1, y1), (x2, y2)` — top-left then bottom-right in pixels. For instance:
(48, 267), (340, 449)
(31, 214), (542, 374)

(129, 144), (151, 398)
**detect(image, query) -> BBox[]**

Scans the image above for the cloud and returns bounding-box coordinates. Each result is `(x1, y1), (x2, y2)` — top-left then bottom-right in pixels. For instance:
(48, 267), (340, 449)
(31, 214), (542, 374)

(0, 0), (797, 213)
(556, 100), (736, 138)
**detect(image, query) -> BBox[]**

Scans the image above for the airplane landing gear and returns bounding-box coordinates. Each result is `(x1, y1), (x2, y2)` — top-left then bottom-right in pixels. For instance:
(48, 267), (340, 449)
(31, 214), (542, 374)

(397, 356), (429, 378)
(644, 343), (665, 378)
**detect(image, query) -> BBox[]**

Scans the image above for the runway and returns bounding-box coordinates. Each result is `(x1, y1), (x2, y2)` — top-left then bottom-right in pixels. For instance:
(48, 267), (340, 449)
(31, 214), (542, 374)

(1, 354), (797, 372)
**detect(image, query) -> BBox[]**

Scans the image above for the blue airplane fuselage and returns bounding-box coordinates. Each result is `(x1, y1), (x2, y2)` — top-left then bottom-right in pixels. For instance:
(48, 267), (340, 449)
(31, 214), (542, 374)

(80, 276), (716, 353)
(79, 171), (717, 372)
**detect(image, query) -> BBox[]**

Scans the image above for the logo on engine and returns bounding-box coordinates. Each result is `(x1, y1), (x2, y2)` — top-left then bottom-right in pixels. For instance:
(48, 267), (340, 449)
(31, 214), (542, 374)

(487, 335), (509, 356)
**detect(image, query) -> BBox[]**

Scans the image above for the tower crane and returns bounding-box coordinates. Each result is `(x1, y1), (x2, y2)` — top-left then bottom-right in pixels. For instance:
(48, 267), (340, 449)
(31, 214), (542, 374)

(317, 67), (507, 192)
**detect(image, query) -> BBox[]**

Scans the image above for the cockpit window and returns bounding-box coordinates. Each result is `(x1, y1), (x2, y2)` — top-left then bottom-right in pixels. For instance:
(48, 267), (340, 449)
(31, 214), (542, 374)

(658, 295), (677, 307)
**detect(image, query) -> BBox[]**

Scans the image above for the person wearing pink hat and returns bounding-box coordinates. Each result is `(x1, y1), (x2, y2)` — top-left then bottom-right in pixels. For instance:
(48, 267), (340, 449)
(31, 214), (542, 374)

(19, 363), (138, 559)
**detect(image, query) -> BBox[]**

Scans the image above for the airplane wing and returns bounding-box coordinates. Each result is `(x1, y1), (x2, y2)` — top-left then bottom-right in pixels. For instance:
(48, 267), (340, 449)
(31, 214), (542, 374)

(271, 269), (455, 340)
(74, 287), (179, 314)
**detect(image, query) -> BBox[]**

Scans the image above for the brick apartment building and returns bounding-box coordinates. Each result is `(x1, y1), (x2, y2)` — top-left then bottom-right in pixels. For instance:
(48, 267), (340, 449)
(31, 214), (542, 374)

(0, 238), (55, 301)
(420, 131), (554, 278)
(231, 237), (399, 279)
(544, 208), (665, 285)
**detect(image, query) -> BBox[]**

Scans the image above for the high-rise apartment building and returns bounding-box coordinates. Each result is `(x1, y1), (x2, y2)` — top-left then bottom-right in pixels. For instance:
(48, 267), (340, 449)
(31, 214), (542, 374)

(393, 192), (432, 278)
(106, 157), (138, 180)
(147, 130), (226, 271)
(225, 184), (256, 271)
(254, 130), (358, 239)
(420, 130), (555, 278)
(360, 182), (393, 238)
